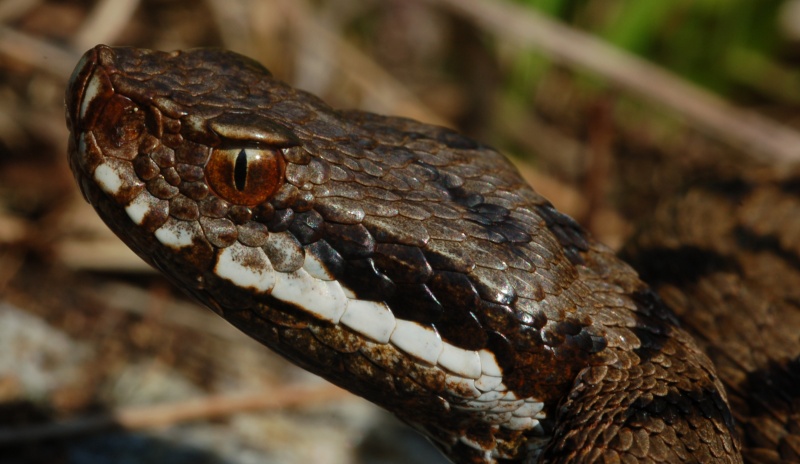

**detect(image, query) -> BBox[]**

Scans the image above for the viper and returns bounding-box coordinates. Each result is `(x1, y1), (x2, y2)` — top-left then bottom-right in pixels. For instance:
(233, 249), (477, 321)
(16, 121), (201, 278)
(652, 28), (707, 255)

(65, 45), (747, 463)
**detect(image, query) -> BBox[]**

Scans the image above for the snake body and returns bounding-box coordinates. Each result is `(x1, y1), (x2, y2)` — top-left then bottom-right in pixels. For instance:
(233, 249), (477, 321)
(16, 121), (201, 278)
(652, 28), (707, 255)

(622, 172), (800, 463)
(66, 45), (740, 463)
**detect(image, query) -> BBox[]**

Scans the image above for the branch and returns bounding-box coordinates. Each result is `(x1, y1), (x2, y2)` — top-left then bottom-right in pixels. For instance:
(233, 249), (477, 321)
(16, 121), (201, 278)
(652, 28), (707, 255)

(420, 0), (800, 164)
(0, 384), (349, 444)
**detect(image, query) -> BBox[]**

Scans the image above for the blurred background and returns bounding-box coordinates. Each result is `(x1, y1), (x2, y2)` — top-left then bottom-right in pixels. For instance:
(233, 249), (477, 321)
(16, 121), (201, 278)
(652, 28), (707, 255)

(1, 0), (799, 462)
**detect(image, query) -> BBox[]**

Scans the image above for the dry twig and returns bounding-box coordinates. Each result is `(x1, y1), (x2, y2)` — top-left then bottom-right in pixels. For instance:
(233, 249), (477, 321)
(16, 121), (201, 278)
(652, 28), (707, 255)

(420, 0), (800, 164)
(71, 0), (140, 51)
(0, 25), (79, 77)
(0, 384), (350, 445)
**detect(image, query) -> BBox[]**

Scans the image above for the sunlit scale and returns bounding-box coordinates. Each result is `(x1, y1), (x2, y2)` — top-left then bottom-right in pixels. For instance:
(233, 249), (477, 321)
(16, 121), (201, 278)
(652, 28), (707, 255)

(79, 71), (102, 120)
(514, 401), (545, 418)
(478, 350), (503, 377)
(438, 343), (482, 380)
(93, 162), (123, 195)
(446, 374), (482, 397)
(271, 268), (349, 323)
(339, 299), (396, 343)
(125, 193), (151, 225)
(302, 252), (336, 281)
(154, 217), (200, 248)
(505, 416), (541, 431)
(215, 243), (276, 293)
(474, 373), (504, 391)
(389, 319), (444, 366)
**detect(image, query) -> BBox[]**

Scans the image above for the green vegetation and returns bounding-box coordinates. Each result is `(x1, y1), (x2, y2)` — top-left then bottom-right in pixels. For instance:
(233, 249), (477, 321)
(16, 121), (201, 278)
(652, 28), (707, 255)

(514, 0), (799, 103)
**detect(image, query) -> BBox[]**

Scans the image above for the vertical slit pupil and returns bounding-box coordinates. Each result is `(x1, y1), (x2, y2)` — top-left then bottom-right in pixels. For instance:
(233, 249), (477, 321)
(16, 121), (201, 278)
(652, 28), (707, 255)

(234, 149), (248, 191)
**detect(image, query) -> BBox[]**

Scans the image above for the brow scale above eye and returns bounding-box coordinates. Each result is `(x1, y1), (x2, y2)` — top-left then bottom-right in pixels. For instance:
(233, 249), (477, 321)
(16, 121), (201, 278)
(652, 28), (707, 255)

(207, 113), (299, 148)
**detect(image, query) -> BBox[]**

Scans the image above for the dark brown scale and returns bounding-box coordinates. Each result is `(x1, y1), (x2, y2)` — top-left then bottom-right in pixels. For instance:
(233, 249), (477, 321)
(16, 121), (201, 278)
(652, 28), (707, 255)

(284, 162), (313, 187)
(199, 217), (238, 248)
(424, 239), (477, 273)
(176, 163), (204, 181)
(422, 217), (466, 242)
(396, 201), (433, 220)
(321, 223), (376, 259)
(470, 267), (516, 306)
(287, 209), (323, 244)
(134, 154), (160, 180)
(504, 270), (542, 300)
(265, 208), (294, 232)
(339, 258), (395, 299)
(152, 144), (176, 167)
(198, 196), (230, 218)
(388, 283), (444, 323)
(161, 133), (183, 148)
(162, 166), (181, 186)
(66, 45), (744, 464)
(304, 240), (345, 277)
(327, 164), (352, 182)
(437, 309), (487, 351)
(175, 141), (210, 165)
(147, 176), (179, 199)
(373, 243), (433, 284)
(179, 181), (209, 201)
(269, 183), (302, 208)
(138, 134), (161, 155)
(283, 145), (312, 165)
(427, 271), (481, 315)
(169, 194), (199, 220)
(228, 205), (252, 224)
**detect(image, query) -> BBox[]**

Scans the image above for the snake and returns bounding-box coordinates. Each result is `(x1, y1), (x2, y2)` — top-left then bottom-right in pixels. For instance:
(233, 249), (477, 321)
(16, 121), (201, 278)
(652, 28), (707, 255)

(621, 171), (800, 464)
(64, 45), (748, 463)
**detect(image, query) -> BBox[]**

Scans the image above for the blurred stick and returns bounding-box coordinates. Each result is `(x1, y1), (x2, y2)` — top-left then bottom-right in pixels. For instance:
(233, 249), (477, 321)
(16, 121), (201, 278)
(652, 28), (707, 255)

(0, 0), (41, 22)
(420, 0), (800, 164)
(216, 0), (448, 125)
(71, 0), (140, 51)
(0, 25), (79, 77)
(0, 384), (349, 445)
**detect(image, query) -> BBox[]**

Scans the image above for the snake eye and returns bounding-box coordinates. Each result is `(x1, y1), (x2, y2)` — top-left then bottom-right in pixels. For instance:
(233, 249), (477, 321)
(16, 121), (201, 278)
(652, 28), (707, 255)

(204, 147), (286, 206)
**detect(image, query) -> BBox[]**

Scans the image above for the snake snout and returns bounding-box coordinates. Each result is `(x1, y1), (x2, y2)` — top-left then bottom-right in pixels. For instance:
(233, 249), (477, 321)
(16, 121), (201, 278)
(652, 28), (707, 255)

(65, 46), (104, 135)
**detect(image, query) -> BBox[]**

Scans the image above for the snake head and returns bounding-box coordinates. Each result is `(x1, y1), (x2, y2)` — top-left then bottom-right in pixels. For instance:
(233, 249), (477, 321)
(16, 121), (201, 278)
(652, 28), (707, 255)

(66, 45), (299, 207)
(65, 45), (310, 291)
(66, 45), (740, 463)
(64, 45), (558, 463)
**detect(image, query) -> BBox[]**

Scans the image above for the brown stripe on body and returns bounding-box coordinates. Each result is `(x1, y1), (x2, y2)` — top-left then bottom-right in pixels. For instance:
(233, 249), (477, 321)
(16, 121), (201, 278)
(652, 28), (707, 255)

(623, 168), (800, 462)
